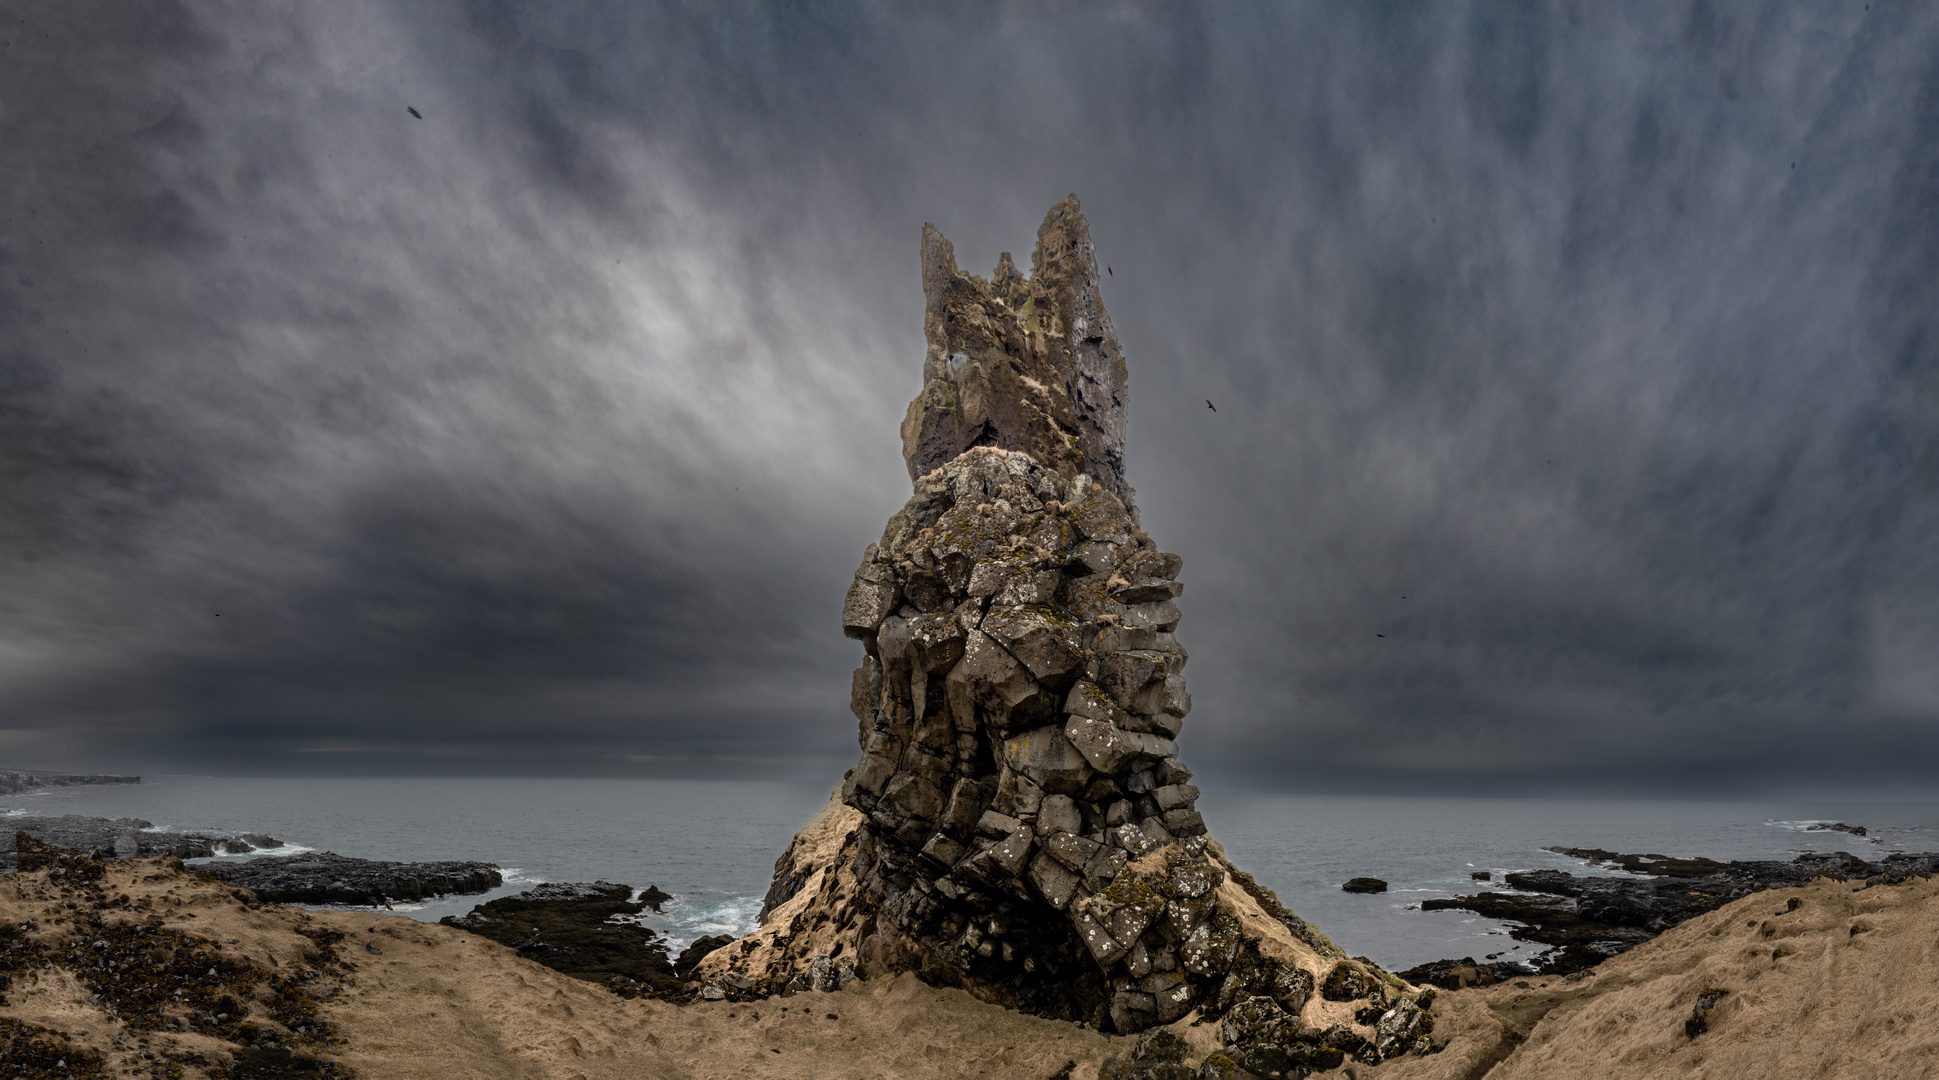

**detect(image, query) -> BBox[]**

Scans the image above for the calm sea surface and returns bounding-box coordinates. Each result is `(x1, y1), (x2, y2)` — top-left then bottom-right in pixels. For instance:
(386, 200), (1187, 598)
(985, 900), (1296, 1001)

(10, 777), (1937, 972)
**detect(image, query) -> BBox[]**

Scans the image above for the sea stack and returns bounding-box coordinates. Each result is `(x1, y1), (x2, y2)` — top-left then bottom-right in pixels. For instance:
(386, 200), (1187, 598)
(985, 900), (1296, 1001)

(699, 198), (1422, 1058)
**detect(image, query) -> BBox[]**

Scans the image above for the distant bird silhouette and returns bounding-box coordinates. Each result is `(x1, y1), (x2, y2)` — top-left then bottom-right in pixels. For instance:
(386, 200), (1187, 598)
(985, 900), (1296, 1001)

(1205, 400), (1216, 412)
(1107, 266), (1112, 276)
(407, 107), (422, 119)
(1376, 634), (1386, 638)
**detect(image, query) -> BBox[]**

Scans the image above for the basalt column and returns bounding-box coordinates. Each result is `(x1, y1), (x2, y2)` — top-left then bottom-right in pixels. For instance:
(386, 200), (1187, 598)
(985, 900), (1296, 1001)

(843, 195), (1221, 1033)
(698, 198), (1415, 1054)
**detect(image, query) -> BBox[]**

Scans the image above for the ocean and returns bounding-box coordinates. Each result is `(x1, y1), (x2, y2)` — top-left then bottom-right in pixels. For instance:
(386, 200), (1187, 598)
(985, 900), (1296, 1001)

(8, 776), (1937, 972)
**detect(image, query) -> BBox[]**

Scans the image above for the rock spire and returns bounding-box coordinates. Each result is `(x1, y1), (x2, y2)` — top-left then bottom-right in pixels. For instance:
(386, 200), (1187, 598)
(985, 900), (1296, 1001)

(698, 200), (1433, 1066)
(903, 195), (1133, 508)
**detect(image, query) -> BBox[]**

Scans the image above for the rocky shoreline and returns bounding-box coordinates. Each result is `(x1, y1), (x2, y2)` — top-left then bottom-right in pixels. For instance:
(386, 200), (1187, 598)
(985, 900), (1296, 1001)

(0, 814), (281, 871)
(0, 768), (140, 795)
(196, 850), (504, 905)
(438, 881), (680, 995)
(1401, 845), (1939, 986)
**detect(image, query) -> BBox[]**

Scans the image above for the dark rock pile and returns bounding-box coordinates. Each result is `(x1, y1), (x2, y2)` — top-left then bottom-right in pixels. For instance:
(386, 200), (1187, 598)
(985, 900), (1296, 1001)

(196, 851), (502, 905)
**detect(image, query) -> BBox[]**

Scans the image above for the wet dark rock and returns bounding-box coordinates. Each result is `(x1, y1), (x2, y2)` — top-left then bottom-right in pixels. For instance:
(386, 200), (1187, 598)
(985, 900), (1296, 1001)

(1396, 956), (1533, 990)
(440, 882), (678, 995)
(1408, 848), (1939, 977)
(1470, 871), (1492, 881)
(673, 934), (735, 977)
(1340, 877), (1387, 894)
(197, 851), (500, 905)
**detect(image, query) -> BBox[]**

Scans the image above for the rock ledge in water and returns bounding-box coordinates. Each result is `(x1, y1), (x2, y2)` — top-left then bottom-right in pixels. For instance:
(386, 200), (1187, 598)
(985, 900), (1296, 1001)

(196, 851), (501, 905)
(2, 816), (280, 871)
(440, 881), (679, 995)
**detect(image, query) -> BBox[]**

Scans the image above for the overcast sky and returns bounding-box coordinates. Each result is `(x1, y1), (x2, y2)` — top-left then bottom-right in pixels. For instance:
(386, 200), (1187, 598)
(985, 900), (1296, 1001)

(3, 1), (1935, 794)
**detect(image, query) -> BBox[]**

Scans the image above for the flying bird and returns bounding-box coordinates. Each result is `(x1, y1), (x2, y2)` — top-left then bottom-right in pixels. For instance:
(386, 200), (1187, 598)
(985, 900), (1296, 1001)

(1206, 400), (1216, 412)
(1376, 634), (1386, 638)
(1107, 266), (1112, 276)
(407, 107), (422, 119)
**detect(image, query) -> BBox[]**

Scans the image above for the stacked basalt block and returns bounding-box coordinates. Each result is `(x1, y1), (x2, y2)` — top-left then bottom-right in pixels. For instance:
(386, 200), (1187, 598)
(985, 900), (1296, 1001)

(702, 198), (1424, 1056)
(833, 196), (1233, 1033)
(841, 447), (1220, 1030)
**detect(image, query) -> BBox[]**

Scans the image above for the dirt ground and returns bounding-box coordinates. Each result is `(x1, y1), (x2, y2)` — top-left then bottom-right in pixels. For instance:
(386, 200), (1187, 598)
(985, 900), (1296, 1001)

(0, 851), (1932, 1079)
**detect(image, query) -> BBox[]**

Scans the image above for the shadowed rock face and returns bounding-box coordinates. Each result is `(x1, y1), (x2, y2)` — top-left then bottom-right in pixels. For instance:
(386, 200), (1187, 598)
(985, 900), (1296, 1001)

(838, 198), (1229, 1034)
(902, 196), (1133, 509)
(841, 446), (1209, 1031)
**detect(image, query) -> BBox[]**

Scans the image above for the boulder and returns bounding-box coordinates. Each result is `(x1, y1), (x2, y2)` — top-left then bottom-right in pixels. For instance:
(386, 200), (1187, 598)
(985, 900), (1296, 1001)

(1372, 996), (1431, 1060)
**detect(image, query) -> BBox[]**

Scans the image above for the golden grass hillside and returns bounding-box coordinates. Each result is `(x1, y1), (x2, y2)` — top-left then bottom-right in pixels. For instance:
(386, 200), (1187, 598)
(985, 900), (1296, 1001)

(0, 844), (1930, 1079)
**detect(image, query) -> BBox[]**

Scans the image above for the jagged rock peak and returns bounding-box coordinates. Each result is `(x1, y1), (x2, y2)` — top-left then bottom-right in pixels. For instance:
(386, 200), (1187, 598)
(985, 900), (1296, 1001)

(698, 206), (1421, 1058)
(903, 195), (1133, 509)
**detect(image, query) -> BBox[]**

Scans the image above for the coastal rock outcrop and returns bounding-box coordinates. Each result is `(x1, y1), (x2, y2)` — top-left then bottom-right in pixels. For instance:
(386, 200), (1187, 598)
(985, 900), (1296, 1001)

(1, 815), (280, 871)
(702, 198), (1413, 1052)
(441, 881), (680, 995)
(0, 769), (140, 796)
(1405, 846), (1939, 982)
(196, 851), (502, 905)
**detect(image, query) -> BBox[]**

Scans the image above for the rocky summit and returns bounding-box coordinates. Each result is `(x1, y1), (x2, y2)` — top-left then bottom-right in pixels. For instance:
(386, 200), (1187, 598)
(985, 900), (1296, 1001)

(902, 194), (1132, 507)
(699, 199), (1426, 1063)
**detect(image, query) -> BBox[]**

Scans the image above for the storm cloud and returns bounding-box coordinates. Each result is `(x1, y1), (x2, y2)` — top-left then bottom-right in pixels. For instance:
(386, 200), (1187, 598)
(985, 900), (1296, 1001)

(2, 1), (1935, 792)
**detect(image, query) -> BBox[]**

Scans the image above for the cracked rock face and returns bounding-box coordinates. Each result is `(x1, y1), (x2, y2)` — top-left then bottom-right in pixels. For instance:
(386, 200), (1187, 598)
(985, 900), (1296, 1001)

(841, 445), (1217, 1031)
(706, 198), (1418, 1054)
(835, 198), (1225, 1032)
(902, 195), (1132, 508)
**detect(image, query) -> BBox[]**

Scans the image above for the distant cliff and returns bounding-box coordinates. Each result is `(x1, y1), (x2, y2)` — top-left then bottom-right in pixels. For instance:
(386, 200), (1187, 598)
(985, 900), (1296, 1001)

(0, 770), (140, 796)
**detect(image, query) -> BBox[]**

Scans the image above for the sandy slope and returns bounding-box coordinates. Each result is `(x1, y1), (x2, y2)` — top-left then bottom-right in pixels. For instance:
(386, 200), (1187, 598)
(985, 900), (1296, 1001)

(0, 853), (1126, 1079)
(2, 853), (1932, 1079)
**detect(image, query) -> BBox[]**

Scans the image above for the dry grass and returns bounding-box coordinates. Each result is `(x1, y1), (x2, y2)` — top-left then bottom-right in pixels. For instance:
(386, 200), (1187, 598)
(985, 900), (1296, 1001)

(3, 851), (1930, 1080)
